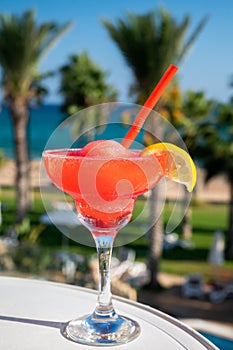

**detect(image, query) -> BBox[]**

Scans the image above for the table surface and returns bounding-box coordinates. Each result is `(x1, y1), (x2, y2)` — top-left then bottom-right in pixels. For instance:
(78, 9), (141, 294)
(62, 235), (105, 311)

(0, 276), (218, 350)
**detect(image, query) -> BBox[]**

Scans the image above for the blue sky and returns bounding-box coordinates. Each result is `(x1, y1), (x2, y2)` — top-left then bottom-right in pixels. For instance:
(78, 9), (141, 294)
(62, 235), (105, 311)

(0, 0), (232, 104)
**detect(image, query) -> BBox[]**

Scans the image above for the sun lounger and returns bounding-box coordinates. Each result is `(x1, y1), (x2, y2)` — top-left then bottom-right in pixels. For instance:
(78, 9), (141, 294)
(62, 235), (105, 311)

(209, 283), (233, 303)
(182, 274), (204, 299)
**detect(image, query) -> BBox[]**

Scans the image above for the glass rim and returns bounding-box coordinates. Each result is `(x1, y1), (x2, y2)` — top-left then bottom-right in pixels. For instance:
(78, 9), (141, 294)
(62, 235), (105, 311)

(42, 148), (162, 161)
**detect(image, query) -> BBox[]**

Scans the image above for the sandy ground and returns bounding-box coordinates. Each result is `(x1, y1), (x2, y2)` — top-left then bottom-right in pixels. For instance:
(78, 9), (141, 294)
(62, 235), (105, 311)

(0, 159), (230, 202)
(0, 159), (46, 188)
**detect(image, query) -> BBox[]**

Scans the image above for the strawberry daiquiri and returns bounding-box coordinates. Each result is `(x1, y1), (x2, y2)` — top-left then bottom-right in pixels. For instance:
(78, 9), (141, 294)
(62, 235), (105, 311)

(43, 139), (196, 346)
(44, 140), (165, 234)
(42, 64), (196, 346)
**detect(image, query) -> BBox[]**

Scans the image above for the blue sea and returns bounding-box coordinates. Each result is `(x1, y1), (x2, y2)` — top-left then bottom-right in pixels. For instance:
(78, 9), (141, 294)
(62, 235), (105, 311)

(0, 104), (65, 159)
(0, 104), (142, 159)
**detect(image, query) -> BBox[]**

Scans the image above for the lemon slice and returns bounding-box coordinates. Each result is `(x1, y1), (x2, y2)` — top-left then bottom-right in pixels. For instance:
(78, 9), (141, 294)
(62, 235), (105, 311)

(141, 142), (197, 192)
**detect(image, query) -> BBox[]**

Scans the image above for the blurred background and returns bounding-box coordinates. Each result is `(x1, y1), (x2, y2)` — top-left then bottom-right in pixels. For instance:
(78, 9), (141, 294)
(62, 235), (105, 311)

(0, 1), (233, 349)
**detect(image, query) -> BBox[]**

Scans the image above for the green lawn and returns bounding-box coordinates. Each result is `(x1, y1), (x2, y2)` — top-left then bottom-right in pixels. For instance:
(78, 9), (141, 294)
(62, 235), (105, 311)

(1, 187), (232, 279)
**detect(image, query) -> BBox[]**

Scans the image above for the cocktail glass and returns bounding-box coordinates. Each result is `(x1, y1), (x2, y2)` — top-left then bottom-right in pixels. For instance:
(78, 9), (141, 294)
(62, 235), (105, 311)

(42, 143), (164, 345)
(41, 97), (196, 346)
(41, 62), (196, 345)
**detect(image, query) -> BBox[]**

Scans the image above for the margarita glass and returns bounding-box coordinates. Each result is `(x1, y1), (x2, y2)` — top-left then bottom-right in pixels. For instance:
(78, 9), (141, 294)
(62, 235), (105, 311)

(41, 65), (196, 346)
(41, 99), (197, 346)
(42, 140), (165, 345)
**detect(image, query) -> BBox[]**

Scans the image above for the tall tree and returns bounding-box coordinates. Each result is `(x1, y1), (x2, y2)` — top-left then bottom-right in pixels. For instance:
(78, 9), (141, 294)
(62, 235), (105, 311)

(60, 51), (118, 146)
(60, 51), (118, 115)
(0, 10), (71, 223)
(59, 51), (118, 144)
(175, 90), (216, 238)
(197, 103), (233, 259)
(103, 9), (208, 104)
(103, 8), (208, 287)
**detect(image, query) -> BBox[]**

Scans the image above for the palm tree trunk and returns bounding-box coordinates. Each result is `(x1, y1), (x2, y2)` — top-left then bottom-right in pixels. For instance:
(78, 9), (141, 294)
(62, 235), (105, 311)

(226, 180), (233, 259)
(10, 98), (31, 223)
(146, 115), (165, 288)
(147, 182), (164, 288)
(181, 187), (192, 240)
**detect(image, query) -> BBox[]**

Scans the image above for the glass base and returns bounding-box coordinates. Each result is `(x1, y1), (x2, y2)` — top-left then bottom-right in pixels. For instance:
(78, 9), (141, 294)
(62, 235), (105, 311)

(62, 311), (140, 346)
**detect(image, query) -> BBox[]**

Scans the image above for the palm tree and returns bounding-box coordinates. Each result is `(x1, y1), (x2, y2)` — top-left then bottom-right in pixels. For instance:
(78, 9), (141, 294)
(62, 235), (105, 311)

(59, 51), (118, 144)
(60, 51), (118, 115)
(177, 90), (215, 239)
(103, 9), (208, 104)
(155, 87), (215, 239)
(197, 103), (233, 259)
(103, 8), (208, 287)
(0, 10), (71, 223)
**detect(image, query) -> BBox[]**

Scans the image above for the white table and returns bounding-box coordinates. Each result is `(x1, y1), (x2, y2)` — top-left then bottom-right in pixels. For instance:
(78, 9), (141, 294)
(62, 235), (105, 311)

(0, 277), (218, 349)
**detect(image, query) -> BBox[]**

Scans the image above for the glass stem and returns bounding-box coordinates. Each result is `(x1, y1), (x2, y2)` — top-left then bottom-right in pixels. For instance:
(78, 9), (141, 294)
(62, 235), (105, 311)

(93, 233), (116, 317)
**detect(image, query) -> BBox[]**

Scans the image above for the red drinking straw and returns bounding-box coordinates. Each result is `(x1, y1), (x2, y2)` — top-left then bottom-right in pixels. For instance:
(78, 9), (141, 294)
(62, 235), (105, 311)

(121, 64), (178, 148)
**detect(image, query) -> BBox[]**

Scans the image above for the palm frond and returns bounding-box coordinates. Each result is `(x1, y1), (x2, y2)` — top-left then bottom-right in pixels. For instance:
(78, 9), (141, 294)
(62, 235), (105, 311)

(37, 21), (73, 61)
(103, 8), (208, 103)
(0, 9), (71, 96)
(177, 14), (209, 63)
